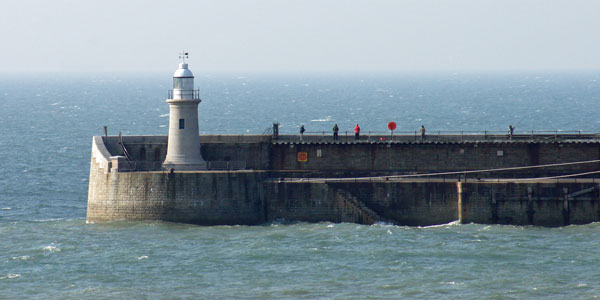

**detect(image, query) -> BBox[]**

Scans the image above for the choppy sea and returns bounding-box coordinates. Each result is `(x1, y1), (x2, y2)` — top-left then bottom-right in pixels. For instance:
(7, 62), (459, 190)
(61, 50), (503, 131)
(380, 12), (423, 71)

(1, 71), (600, 299)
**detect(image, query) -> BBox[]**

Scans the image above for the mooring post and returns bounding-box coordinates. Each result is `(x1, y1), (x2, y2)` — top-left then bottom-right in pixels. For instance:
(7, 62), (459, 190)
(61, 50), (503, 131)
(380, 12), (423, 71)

(491, 190), (498, 223)
(563, 187), (570, 226)
(457, 182), (464, 223)
(527, 186), (534, 225)
(597, 184), (600, 222)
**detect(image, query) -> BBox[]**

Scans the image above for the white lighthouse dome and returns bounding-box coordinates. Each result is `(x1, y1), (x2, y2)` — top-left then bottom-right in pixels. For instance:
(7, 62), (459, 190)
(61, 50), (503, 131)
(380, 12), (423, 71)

(173, 63), (194, 78)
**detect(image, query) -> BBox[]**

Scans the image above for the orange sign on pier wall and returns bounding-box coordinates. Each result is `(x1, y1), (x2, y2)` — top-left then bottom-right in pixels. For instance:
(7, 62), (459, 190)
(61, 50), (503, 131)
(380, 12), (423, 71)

(297, 152), (308, 162)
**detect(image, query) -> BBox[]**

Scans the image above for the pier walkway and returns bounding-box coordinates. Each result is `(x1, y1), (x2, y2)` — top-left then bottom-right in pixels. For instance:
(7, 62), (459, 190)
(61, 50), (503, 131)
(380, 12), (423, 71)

(274, 131), (600, 144)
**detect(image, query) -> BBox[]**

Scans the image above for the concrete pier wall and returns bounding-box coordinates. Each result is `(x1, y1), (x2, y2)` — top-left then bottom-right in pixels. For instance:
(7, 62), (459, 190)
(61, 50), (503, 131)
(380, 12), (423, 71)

(103, 135), (600, 175)
(87, 134), (600, 226)
(264, 180), (600, 226)
(459, 181), (600, 226)
(263, 181), (458, 226)
(271, 140), (600, 176)
(101, 135), (271, 171)
(87, 139), (267, 224)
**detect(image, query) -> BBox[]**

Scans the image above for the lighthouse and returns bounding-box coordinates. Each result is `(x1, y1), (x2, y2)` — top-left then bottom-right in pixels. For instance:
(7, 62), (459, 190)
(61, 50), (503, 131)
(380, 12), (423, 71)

(163, 53), (207, 170)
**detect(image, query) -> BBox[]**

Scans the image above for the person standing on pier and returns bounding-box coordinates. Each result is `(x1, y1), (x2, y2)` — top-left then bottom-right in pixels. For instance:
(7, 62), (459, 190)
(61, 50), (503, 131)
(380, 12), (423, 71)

(333, 124), (339, 140)
(354, 124), (361, 140)
(508, 124), (514, 140)
(300, 125), (305, 141)
(420, 125), (426, 141)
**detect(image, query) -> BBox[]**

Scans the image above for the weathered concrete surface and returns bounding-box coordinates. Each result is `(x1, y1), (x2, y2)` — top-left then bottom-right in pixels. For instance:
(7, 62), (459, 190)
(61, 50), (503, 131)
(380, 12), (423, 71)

(271, 140), (600, 176)
(101, 135), (271, 171)
(87, 134), (600, 226)
(263, 181), (457, 226)
(87, 142), (267, 224)
(103, 134), (600, 176)
(459, 181), (600, 226)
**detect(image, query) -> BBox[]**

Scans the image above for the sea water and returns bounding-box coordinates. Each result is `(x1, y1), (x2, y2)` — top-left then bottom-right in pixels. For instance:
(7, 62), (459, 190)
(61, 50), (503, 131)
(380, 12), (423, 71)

(1, 71), (600, 299)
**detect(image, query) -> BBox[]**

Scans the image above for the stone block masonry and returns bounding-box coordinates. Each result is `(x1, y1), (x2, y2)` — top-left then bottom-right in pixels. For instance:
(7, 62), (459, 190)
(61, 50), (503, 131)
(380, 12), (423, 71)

(271, 140), (600, 176)
(87, 134), (600, 226)
(459, 181), (600, 226)
(87, 143), (267, 224)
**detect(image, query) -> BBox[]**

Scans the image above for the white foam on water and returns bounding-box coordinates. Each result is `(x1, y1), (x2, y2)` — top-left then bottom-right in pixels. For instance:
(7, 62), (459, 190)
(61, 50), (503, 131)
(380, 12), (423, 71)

(417, 220), (460, 229)
(478, 225), (492, 231)
(137, 255), (148, 260)
(11, 256), (30, 261)
(159, 113), (169, 118)
(33, 218), (65, 222)
(372, 221), (395, 227)
(440, 281), (464, 286)
(0, 274), (21, 280)
(43, 245), (61, 252)
(2, 207), (11, 210)
(311, 116), (332, 122)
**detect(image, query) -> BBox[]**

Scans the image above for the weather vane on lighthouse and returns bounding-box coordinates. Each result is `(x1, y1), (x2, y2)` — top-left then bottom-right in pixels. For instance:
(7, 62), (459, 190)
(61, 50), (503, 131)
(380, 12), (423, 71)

(179, 51), (189, 63)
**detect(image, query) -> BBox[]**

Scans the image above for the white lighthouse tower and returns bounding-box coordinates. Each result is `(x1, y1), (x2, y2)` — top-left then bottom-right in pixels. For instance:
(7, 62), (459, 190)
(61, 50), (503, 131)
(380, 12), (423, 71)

(163, 52), (207, 170)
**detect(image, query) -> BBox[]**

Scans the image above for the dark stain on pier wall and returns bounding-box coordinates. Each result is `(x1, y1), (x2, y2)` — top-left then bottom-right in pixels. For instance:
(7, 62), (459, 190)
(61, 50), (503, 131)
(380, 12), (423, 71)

(528, 144), (540, 166)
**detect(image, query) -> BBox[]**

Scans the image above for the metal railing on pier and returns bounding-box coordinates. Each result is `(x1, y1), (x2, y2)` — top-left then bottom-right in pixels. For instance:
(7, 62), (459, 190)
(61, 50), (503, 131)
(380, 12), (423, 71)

(285, 130), (600, 143)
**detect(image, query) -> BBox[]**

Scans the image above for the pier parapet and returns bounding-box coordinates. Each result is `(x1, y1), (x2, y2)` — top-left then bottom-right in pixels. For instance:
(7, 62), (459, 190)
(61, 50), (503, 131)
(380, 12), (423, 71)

(88, 133), (600, 226)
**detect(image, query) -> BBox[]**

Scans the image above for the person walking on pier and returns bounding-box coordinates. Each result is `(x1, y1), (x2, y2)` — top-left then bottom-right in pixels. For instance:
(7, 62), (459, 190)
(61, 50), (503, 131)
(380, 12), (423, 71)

(508, 124), (514, 140)
(333, 123), (339, 140)
(354, 124), (361, 140)
(299, 125), (305, 141)
(420, 125), (426, 141)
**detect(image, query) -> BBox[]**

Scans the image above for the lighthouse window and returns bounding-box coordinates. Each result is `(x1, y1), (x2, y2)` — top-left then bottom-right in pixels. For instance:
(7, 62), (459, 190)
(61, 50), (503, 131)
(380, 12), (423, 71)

(179, 119), (185, 129)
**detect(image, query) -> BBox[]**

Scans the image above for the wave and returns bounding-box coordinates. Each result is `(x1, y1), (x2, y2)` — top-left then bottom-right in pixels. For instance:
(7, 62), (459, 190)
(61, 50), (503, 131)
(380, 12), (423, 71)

(417, 220), (460, 229)
(0, 274), (21, 280)
(311, 116), (332, 122)
(43, 245), (61, 252)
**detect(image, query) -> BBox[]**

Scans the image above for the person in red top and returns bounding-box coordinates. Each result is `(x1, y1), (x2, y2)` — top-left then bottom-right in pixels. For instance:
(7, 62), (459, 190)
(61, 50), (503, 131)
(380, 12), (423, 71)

(354, 124), (360, 140)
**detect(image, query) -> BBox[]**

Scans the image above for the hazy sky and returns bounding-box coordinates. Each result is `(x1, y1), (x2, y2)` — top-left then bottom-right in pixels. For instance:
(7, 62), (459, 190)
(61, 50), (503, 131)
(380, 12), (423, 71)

(2, 0), (599, 73)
